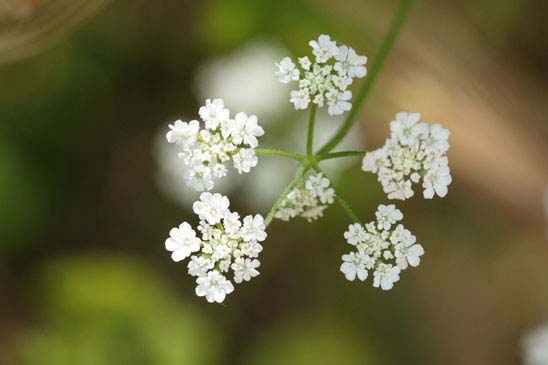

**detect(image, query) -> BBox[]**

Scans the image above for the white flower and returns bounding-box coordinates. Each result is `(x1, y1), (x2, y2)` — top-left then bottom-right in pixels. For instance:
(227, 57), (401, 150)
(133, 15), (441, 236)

(276, 34), (367, 116)
(390, 112), (424, 146)
(340, 252), (368, 281)
(193, 192), (230, 225)
(165, 194), (266, 303)
(344, 223), (367, 245)
(231, 257), (260, 283)
(185, 164), (214, 192)
(276, 173), (335, 222)
(375, 204), (403, 230)
(372, 263), (401, 290)
(223, 211), (242, 235)
(166, 119), (199, 145)
(226, 112), (264, 148)
(326, 89), (352, 116)
(424, 124), (450, 154)
(275, 57), (300, 83)
(300, 205), (327, 221)
(199, 98), (230, 130)
(166, 99), (265, 191)
(298, 56), (311, 71)
(392, 224), (424, 270)
(332, 74), (353, 90)
(195, 271), (234, 303)
(212, 162), (228, 178)
(318, 188), (335, 205)
(165, 222), (201, 262)
(386, 179), (414, 200)
(232, 148), (258, 174)
(361, 148), (390, 173)
(305, 173), (334, 204)
(241, 214), (267, 242)
(290, 88), (311, 110)
(188, 256), (214, 277)
(362, 112), (451, 201)
(340, 205), (422, 290)
(334, 45), (367, 78)
(155, 129), (235, 207)
(422, 158), (452, 199)
(211, 243), (231, 262)
(239, 240), (263, 258)
(309, 34), (339, 63)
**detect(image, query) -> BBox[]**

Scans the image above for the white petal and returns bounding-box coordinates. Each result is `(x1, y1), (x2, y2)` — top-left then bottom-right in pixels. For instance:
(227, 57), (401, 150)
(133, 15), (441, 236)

(195, 285), (207, 297)
(423, 187), (435, 199)
(213, 290), (226, 303)
(171, 249), (188, 262)
(357, 269), (368, 281)
(435, 184), (448, 197)
(165, 238), (179, 252)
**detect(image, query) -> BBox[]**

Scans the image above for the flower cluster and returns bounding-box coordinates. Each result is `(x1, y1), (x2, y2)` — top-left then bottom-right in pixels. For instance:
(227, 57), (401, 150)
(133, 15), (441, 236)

(166, 98), (265, 191)
(275, 173), (335, 222)
(165, 192), (267, 303)
(161, 32), (453, 304)
(275, 34), (367, 115)
(340, 204), (424, 290)
(361, 112), (451, 200)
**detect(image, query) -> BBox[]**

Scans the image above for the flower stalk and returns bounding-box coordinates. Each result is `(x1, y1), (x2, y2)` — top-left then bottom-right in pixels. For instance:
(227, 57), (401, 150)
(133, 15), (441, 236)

(255, 148), (306, 162)
(264, 164), (309, 227)
(317, 0), (414, 155)
(306, 103), (318, 158)
(311, 165), (361, 224)
(317, 150), (367, 161)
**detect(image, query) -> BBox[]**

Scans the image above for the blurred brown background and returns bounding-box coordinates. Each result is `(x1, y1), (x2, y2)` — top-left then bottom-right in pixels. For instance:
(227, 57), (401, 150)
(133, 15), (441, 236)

(1, 0), (547, 364)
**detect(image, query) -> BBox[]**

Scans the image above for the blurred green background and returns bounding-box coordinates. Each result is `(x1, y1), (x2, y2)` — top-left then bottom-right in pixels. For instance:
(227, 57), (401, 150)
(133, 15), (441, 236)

(1, 0), (547, 364)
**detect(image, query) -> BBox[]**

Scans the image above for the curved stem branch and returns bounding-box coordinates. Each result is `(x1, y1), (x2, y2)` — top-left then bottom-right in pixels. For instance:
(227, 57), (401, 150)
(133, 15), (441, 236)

(332, 188), (362, 225)
(317, 0), (414, 155)
(311, 165), (361, 224)
(264, 164), (308, 227)
(255, 148), (306, 162)
(317, 150), (366, 161)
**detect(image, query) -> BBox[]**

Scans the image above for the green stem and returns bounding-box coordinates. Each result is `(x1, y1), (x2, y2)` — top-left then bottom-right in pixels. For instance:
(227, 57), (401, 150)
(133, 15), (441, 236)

(255, 148), (306, 162)
(311, 165), (361, 224)
(317, 150), (366, 161)
(333, 189), (362, 225)
(264, 164), (308, 227)
(317, 0), (414, 155)
(216, 223), (226, 234)
(306, 104), (318, 158)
